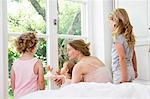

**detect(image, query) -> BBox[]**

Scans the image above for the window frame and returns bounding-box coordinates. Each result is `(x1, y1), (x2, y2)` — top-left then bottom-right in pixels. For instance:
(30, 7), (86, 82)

(0, 0), (8, 98)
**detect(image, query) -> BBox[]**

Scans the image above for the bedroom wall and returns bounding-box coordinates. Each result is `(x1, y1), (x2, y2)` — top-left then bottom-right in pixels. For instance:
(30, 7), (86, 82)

(91, 0), (105, 62)
(135, 46), (150, 81)
(90, 0), (113, 67)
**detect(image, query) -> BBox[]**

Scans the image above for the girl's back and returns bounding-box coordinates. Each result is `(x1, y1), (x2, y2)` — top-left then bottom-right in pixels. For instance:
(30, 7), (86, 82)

(12, 58), (38, 98)
(11, 32), (45, 99)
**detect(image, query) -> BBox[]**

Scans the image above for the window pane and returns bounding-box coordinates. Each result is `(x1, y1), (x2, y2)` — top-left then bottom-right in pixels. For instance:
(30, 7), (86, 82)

(7, 0), (46, 34)
(58, 38), (70, 68)
(8, 37), (47, 98)
(58, 0), (81, 35)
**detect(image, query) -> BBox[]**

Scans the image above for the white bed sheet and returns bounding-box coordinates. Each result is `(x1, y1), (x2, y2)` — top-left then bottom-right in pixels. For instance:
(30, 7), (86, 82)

(20, 82), (150, 99)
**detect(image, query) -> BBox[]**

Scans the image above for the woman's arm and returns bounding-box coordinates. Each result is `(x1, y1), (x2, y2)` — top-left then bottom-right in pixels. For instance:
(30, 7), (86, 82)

(132, 48), (138, 78)
(36, 60), (45, 90)
(115, 43), (128, 82)
(53, 64), (83, 85)
(71, 64), (83, 83)
(10, 66), (15, 92)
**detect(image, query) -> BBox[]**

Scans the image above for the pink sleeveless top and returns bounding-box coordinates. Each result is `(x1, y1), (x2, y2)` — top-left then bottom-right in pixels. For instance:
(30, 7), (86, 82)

(12, 58), (39, 99)
(81, 62), (112, 83)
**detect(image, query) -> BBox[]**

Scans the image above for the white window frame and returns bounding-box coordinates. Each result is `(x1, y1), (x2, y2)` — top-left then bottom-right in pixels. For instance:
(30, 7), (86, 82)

(46, 0), (58, 67)
(0, 0), (8, 98)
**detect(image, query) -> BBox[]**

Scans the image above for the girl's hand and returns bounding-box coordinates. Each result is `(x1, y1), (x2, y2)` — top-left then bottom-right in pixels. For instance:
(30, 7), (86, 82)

(135, 72), (138, 79)
(52, 75), (65, 86)
(46, 65), (53, 72)
(56, 68), (61, 75)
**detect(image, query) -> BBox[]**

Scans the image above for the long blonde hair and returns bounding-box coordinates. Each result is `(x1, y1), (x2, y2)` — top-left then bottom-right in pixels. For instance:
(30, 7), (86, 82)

(109, 8), (135, 48)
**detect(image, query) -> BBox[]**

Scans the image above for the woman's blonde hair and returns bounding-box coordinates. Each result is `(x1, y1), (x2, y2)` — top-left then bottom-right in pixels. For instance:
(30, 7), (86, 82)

(68, 39), (90, 56)
(109, 8), (135, 48)
(15, 32), (38, 54)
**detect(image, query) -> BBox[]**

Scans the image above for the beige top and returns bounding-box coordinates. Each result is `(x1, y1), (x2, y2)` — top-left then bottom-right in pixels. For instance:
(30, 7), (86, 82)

(81, 62), (112, 83)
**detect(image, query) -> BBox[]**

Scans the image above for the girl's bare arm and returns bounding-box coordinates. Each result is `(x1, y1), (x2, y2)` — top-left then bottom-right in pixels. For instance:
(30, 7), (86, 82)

(115, 43), (128, 82)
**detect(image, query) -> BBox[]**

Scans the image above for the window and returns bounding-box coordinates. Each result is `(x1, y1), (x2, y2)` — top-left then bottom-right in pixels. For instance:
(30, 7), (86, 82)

(7, 0), (90, 98)
(57, 0), (89, 68)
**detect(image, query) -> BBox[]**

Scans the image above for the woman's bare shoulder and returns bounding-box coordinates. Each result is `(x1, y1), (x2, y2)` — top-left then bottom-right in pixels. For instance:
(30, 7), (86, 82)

(74, 61), (89, 71)
(89, 56), (105, 66)
(72, 63), (84, 74)
(75, 61), (86, 67)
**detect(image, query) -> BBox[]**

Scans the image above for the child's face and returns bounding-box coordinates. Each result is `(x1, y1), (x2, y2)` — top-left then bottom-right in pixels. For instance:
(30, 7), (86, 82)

(108, 19), (115, 31)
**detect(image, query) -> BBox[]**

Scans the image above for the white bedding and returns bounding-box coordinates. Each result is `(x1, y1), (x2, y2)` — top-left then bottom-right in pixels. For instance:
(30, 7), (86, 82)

(20, 82), (150, 99)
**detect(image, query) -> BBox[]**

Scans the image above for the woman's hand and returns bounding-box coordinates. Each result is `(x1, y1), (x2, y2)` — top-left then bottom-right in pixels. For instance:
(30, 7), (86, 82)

(135, 72), (138, 79)
(52, 75), (65, 86)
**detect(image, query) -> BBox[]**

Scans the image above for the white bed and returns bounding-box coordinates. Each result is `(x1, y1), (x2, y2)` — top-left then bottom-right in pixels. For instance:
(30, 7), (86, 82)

(20, 82), (150, 99)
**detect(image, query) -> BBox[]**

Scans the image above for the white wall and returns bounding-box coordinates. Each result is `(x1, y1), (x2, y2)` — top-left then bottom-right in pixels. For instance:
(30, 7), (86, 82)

(136, 46), (150, 80)
(90, 0), (113, 67)
(103, 0), (113, 67)
(0, 0), (8, 98)
(90, 0), (105, 62)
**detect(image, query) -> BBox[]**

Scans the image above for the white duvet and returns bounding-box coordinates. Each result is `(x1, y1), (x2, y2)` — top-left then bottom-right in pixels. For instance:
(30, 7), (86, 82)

(21, 82), (150, 99)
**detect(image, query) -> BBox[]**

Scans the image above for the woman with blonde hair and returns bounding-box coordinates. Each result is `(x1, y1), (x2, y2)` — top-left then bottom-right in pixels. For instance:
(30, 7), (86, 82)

(52, 39), (112, 86)
(108, 8), (137, 83)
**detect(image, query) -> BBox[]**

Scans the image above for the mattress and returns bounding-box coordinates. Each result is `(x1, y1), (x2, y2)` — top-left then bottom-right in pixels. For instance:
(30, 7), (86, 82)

(20, 82), (150, 99)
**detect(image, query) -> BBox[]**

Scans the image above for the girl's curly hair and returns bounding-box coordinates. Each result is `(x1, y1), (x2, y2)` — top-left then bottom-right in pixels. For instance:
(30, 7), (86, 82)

(15, 32), (38, 54)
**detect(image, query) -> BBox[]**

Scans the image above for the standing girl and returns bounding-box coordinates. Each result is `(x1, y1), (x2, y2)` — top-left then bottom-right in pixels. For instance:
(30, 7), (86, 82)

(10, 32), (45, 99)
(108, 8), (137, 83)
